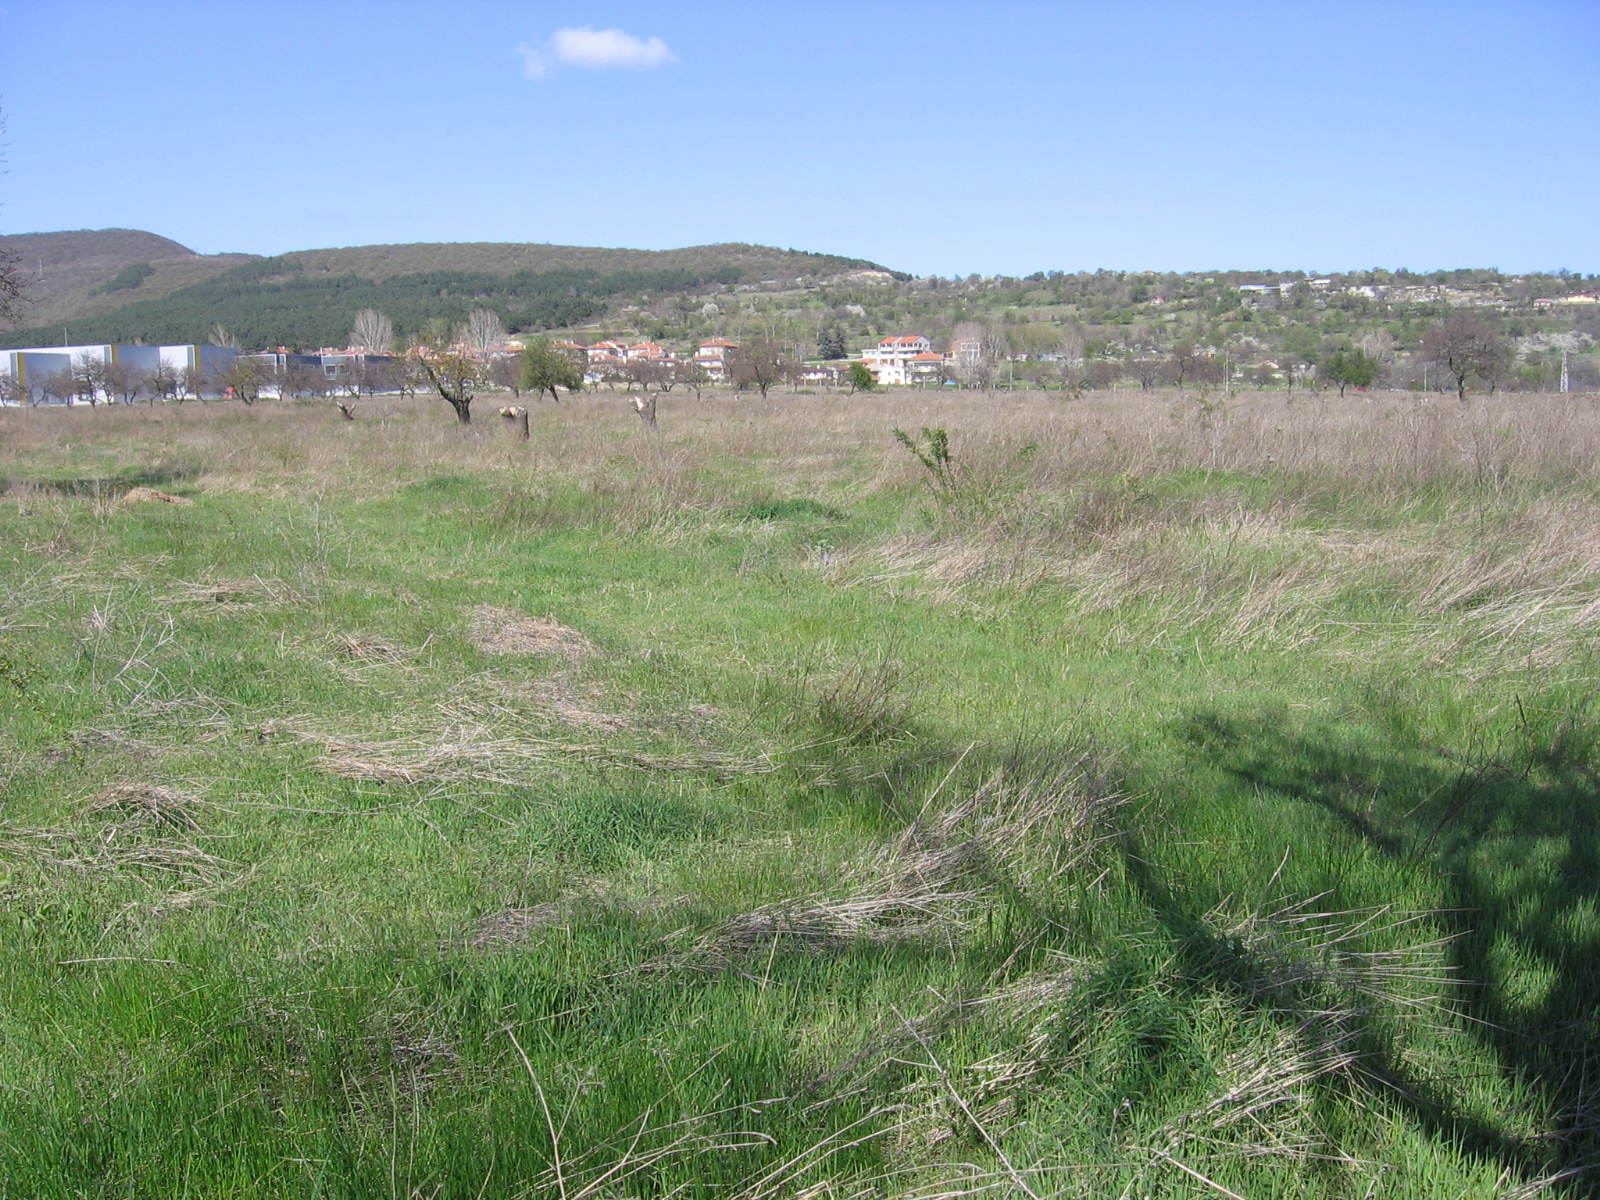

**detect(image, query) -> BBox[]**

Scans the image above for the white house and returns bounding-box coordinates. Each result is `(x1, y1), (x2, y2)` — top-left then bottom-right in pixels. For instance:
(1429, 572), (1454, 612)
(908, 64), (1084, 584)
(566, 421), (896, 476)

(861, 335), (933, 386)
(695, 338), (738, 380)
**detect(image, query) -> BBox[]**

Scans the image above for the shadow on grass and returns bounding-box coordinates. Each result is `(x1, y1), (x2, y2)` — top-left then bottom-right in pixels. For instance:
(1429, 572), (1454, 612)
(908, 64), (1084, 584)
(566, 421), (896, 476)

(2, 462), (203, 496)
(1176, 705), (1600, 1194)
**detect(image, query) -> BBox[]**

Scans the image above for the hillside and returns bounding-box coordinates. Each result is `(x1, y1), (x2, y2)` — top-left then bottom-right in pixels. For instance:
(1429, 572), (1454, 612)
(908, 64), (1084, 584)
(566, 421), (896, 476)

(0, 228), (258, 329)
(0, 231), (893, 350)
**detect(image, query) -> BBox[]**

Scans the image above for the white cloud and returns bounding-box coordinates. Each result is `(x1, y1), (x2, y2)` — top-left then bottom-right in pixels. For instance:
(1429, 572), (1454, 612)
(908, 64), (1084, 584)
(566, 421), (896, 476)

(518, 26), (676, 80)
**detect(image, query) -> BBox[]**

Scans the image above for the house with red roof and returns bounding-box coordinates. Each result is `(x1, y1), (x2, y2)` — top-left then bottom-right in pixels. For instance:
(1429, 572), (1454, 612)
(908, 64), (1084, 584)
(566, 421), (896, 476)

(694, 337), (738, 380)
(860, 334), (935, 386)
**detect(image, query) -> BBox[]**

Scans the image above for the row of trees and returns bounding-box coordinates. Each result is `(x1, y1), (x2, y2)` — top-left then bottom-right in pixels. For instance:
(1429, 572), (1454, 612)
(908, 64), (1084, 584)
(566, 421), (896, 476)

(0, 356), (215, 407)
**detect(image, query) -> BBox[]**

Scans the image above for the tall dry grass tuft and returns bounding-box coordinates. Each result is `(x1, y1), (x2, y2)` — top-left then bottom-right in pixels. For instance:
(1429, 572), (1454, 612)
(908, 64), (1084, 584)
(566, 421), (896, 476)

(653, 753), (1122, 976)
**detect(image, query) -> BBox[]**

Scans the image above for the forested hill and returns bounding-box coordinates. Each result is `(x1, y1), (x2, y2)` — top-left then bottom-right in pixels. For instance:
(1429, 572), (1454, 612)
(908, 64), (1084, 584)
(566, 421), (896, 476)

(0, 229), (259, 330)
(0, 232), (894, 350)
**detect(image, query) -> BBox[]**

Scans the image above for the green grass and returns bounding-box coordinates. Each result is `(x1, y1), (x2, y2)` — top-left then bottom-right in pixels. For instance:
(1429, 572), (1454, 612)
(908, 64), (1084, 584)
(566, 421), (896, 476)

(1, 394), (1598, 1197)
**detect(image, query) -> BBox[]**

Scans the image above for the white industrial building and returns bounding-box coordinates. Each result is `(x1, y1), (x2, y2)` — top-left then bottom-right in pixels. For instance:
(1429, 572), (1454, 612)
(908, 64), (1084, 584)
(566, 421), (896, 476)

(0, 343), (239, 403)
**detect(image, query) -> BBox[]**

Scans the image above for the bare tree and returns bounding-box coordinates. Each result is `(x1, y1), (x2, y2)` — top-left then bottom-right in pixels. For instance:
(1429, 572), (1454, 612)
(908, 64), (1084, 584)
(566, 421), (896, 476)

(179, 363), (206, 402)
(105, 361), (148, 405)
(42, 369), (76, 406)
(73, 353), (107, 407)
(677, 361), (709, 401)
(624, 356), (673, 393)
(209, 322), (240, 349)
(148, 361), (180, 403)
(1130, 355), (1164, 391)
(0, 371), (23, 406)
(489, 355), (523, 397)
(350, 308), (394, 353)
(1082, 360), (1120, 390)
(391, 353), (425, 401)
(728, 337), (790, 398)
(0, 245), (27, 330)
(1359, 328), (1396, 366)
(218, 357), (267, 405)
(461, 308), (505, 355)
(1421, 315), (1512, 401)
(338, 358), (368, 399)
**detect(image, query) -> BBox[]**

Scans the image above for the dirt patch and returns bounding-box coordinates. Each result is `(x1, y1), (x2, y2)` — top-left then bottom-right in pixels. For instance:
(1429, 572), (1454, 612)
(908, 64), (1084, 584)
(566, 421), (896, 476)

(119, 487), (193, 507)
(469, 605), (594, 661)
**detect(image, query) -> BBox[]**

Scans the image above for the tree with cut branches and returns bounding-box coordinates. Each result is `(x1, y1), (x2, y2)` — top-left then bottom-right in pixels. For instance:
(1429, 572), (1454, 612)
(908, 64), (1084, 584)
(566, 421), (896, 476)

(416, 343), (481, 424)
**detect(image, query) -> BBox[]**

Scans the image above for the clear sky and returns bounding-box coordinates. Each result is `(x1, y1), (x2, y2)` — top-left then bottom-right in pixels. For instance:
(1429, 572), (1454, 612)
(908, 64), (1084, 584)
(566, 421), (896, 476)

(1, 0), (1595, 277)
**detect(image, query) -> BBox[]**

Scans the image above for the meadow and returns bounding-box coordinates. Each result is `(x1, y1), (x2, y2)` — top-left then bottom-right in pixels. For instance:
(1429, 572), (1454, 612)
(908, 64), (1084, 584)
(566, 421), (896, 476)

(1, 385), (1598, 1199)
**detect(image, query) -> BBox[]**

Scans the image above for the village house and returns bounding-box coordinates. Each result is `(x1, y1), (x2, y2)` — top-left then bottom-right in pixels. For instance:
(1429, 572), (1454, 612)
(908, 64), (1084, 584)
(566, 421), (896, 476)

(860, 334), (933, 386)
(695, 337), (738, 380)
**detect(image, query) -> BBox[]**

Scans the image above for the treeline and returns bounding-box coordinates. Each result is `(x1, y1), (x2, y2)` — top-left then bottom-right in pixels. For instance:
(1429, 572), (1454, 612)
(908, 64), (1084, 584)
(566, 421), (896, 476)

(0, 260), (751, 351)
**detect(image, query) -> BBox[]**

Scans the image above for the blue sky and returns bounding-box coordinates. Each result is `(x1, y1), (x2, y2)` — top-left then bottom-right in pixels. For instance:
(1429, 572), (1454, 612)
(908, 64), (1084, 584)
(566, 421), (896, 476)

(1, 0), (1595, 276)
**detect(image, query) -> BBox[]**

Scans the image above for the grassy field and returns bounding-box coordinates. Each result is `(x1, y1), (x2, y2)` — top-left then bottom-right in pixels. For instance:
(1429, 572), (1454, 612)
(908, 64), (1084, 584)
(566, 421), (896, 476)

(2, 386), (1598, 1198)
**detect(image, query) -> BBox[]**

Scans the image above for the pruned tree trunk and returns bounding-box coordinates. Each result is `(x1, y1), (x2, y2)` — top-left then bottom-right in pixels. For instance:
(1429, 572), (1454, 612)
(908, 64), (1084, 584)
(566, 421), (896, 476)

(630, 394), (658, 431)
(500, 406), (530, 441)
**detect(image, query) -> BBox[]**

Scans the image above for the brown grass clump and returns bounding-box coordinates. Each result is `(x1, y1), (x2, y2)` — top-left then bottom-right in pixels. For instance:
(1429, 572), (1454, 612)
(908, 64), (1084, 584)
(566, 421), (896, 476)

(654, 754), (1122, 975)
(118, 486), (192, 507)
(471, 903), (570, 946)
(470, 604), (594, 660)
(85, 782), (203, 832)
(2, 784), (234, 889)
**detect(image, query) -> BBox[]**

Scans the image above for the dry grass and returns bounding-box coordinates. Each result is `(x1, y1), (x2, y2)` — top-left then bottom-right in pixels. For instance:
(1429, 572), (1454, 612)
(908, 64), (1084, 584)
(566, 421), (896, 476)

(2, 781), (235, 889)
(469, 604), (594, 661)
(285, 723), (779, 790)
(84, 781), (204, 833)
(117, 486), (192, 507)
(2, 387), (1597, 498)
(330, 633), (407, 664)
(655, 755), (1122, 975)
